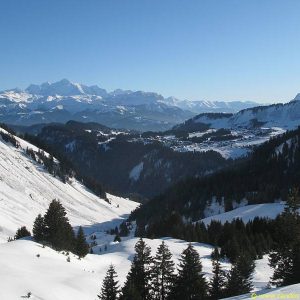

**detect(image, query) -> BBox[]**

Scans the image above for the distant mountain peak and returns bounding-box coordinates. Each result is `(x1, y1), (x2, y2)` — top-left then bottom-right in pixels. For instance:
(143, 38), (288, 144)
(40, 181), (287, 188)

(25, 79), (107, 97)
(110, 89), (133, 96)
(58, 78), (71, 84)
(293, 93), (300, 101)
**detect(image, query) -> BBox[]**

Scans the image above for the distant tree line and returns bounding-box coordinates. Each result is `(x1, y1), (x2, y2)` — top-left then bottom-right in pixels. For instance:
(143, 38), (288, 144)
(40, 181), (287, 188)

(0, 128), (20, 148)
(140, 213), (273, 264)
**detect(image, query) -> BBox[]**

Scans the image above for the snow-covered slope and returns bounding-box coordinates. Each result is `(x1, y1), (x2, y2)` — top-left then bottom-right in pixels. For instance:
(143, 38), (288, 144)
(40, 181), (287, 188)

(226, 283), (300, 300)
(0, 129), (139, 242)
(192, 97), (300, 131)
(0, 237), (272, 300)
(167, 96), (300, 158)
(200, 203), (286, 225)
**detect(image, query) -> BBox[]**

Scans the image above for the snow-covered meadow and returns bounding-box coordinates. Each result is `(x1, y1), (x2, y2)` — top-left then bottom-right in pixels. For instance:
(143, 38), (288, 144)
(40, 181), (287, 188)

(0, 236), (274, 300)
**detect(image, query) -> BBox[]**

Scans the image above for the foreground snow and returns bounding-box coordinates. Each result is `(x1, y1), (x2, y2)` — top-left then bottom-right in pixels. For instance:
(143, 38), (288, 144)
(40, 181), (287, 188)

(225, 283), (300, 299)
(0, 237), (272, 300)
(200, 203), (285, 225)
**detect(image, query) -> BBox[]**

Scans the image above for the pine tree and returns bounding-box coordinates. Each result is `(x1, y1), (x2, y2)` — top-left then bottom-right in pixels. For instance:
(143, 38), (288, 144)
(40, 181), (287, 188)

(75, 226), (89, 258)
(269, 214), (296, 286)
(208, 247), (226, 300)
(291, 241), (300, 283)
(15, 226), (31, 240)
(120, 238), (152, 300)
(225, 253), (255, 297)
(151, 241), (175, 300)
(171, 243), (207, 300)
(43, 199), (75, 251)
(98, 264), (120, 300)
(119, 222), (129, 237)
(114, 234), (121, 243)
(285, 187), (300, 215)
(222, 236), (240, 263)
(269, 188), (300, 286)
(33, 214), (45, 242)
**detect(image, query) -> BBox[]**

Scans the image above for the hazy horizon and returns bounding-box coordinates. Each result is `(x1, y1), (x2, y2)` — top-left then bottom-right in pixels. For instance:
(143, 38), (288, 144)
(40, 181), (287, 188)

(0, 78), (294, 104)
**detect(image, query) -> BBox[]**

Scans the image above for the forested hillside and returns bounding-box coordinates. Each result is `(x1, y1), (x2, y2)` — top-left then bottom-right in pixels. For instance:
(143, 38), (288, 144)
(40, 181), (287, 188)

(26, 121), (230, 199)
(131, 127), (300, 228)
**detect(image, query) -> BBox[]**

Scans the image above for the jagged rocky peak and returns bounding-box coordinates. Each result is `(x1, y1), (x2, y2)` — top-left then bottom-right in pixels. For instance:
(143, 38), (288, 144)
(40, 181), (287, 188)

(25, 79), (107, 97)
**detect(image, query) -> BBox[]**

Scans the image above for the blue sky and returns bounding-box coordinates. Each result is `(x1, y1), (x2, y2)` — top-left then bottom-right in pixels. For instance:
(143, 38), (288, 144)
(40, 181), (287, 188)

(1, 0), (300, 102)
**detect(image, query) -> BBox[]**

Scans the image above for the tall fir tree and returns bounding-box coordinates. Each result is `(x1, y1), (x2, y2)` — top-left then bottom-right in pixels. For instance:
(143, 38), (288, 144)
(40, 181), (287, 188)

(285, 187), (300, 215)
(75, 226), (89, 258)
(208, 247), (226, 300)
(225, 252), (255, 297)
(15, 226), (31, 240)
(43, 199), (75, 251)
(33, 214), (45, 242)
(120, 238), (153, 300)
(98, 264), (120, 300)
(221, 236), (240, 263)
(170, 243), (207, 300)
(269, 188), (300, 286)
(151, 241), (175, 300)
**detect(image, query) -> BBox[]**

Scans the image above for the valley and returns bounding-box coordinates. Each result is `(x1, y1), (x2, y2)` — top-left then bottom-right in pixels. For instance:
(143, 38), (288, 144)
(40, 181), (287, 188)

(1, 100), (300, 299)
(0, 128), (276, 299)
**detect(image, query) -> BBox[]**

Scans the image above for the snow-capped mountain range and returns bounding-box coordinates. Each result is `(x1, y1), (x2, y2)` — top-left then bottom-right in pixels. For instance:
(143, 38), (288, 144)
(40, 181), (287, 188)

(0, 79), (261, 131)
(187, 99), (300, 130)
(131, 95), (300, 159)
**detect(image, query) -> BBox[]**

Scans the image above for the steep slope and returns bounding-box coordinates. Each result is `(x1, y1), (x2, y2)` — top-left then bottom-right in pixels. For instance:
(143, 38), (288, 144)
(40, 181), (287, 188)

(0, 128), (139, 242)
(200, 203), (286, 225)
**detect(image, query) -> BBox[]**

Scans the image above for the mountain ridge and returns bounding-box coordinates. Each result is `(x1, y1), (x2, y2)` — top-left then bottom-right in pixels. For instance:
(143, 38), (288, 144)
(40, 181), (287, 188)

(0, 79), (264, 131)
(174, 97), (300, 133)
